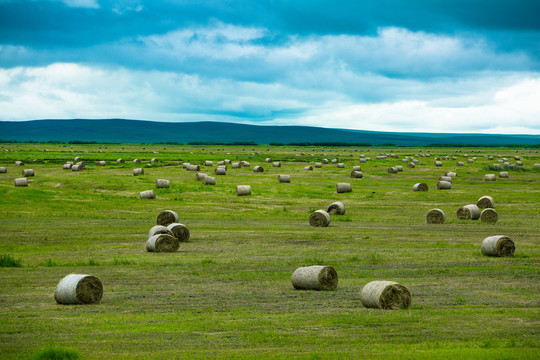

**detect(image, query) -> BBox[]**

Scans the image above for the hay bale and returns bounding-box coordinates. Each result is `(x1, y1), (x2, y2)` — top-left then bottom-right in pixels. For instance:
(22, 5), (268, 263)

(231, 162), (240, 168)
(74, 157), (82, 162)
(435, 161), (442, 166)
(322, 159), (329, 164)
(327, 201), (345, 215)
(481, 235), (515, 257)
(278, 174), (291, 183)
(240, 161), (251, 167)
(484, 174), (496, 181)
(413, 183), (428, 191)
(309, 210), (330, 227)
(155, 179), (170, 188)
(480, 208), (498, 223)
(533, 163), (540, 170)
(516, 161), (523, 166)
(148, 225), (173, 238)
(202, 176), (216, 185)
(71, 164), (83, 171)
(167, 223), (190, 242)
(187, 164), (200, 171)
(0, 167), (6, 173)
(408, 162), (415, 168)
(156, 210), (179, 226)
(437, 180), (451, 190)
(426, 208), (445, 224)
(139, 190), (156, 199)
(196, 172), (207, 181)
(116, 158), (124, 163)
(331, 159), (338, 164)
(499, 171), (509, 178)
(15, 161), (23, 166)
(476, 196), (494, 209)
(204, 160), (213, 166)
(133, 159), (141, 163)
(350, 170), (363, 178)
(151, 158), (158, 163)
(22, 169), (34, 177)
(63, 163), (72, 169)
(272, 161), (281, 168)
(54, 274), (103, 305)
(253, 166), (264, 173)
(336, 183), (352, 193)
(360, 281), (411, 310)
(337, 163), (345, 168)
(445, 171), (457, 177)
(439, 176), (452, 182)
(133, 168), (144, 176)
(291, 265), (338, 291)
(457, 204), (481, 220)
(395, 165), (403, 172)
(352, 166), (361, 171)
(303, 165), (313, 171)
(214, 167), (227, 175)
(265, 158), (272, 162)
(236, 185), (251, 196)
(388, 167), (398, 174)
(146, 234), (179, 252)
(14, 178), (28, 187)
(315, 162), (323, 168)
(182, 162), (190, 169)
(97, 161), (106, 166)
(456, 161), (464, 166)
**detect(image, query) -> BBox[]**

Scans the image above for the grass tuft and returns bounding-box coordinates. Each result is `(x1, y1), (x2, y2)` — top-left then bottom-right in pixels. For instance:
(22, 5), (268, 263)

(0, 254), (22, 267)
(32, 345), (81, 360)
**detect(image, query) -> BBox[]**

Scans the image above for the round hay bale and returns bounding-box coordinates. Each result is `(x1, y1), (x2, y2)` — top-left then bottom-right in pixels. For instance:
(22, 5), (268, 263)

(337, 163), (345, 168)
(426, 208), (445, 224)
(214, 167), (226, 175)
(204, 160), (213, 166)
(151, 158), (158, 163)
(156, 210), (179, 226)
(187, 164), (200, 171)
(236, 185), (251, 196)
(182, 163), (190, 169)
(139, 190), (156, 199)
(327, 201), (345, 215)
(499, 171), (509, 178)
(15, 161), (24, 166)
(97, 161), (106, 166)
(481, 235), (515, 257)
(202, 176), (216, 185)
(331, 159), (338, 164)
(278, 174), (291, 183)
(22, 169), (34, 177)
(148, 225), (173, 239)
(480, 208), (498, 223)
(0, 167), (6, 173)
(533, 163), (540, 170)
(360, 281), (411, 310)
(62, 163), (72, 170)
(395, 165), (403, 172)
(71, 164), (83, 171)
(291, 265), (338, 291)
(457, 204), (481, 220)
(116, 158), (124, 163)
(387, 167), (398, 174)
(155, 179), (170, 188)
(516, 161), (523, 166)
(196, 172), (207, 181)
(133, 159), (141, 163)
(14, 177), (28, 187)
(352, 166), (361, 171)
(54, 274), (103, 305)
(413, 183), (428, 191)
(74, 157), (81, 162)
(133, 168), (144, 176)
(476, 195), (494, 209)
(265, 158), (272, 163)
(350, 170), (363, 178)
(484, 174), (496, 181)
(304, 165), (313, 170)
(309, 210), (330, 227)
(231, 162), (240, 168)
(167, 223), (190, 242)
(253, 166), (264, 173)
(217, 161), (226, 166)
(359, 158), (367, 163)
(445, 171), (457, 177)
(146, 234), (179, 252)
(435, 161), (442, 166)
(322, 159), (329, 164)
(315, 162), (323, 168)
(456, 161), (464, 166)
(439, 176), (452, 182)
(240, 161), (251, 167)
(437, 180), (451, 190)
(336, 183), (352, 193)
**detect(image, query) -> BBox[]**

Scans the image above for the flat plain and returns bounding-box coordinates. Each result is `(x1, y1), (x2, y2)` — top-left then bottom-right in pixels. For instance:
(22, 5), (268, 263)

(0, 144), (539, 359)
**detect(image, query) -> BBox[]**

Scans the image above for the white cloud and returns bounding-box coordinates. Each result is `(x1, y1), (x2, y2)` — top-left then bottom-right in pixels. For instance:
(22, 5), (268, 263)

(62, 0), (100, 9)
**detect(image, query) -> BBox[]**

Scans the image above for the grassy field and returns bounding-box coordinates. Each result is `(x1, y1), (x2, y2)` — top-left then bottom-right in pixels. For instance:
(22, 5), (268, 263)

(0, 143), (539, 359)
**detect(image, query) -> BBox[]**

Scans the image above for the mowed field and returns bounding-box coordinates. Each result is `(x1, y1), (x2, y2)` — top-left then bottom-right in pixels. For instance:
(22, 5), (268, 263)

(0, 144), (539, 359)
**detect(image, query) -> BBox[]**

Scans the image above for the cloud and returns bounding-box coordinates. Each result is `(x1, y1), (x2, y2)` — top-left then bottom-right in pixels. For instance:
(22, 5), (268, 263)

(62, 0), (100, 9)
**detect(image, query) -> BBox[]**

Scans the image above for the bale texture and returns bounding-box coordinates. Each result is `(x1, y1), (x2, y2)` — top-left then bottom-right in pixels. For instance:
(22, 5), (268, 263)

(71, 164), (83, 171)
(15, 161), (23, 166)
(272, 161), (282, 167)
(139, 190), (156, 199)
(187, 164), (200, 171)
(350, 170), (363, 178)
(304, 165), (313, 170)
(437, 180), (451, 190)
(156, 210), (179, 226)
(196, 172), (207, 181)
(360, 281), (411, 310)
(62, 163), (72, 169)
(426, 208), (445, 224)
(327, 201), (345, 215)
(337, 163), (345, 168)
(214, 167), (227, 175)
(236, 185), (251, 196)
(148, 225), (173, 239)
(155, 179), (170, 188)
(54, 274), (103, 305)
(278, 175), (291, 183)
(480, 208), (498, 223)
(0, 167), (6, 173)
(133, 168), (144, 176)
(395, 165), (403, 172)
(352, 166), (361, 171)
(476, 196), (494, 209)
(499, 171), (509, 178)
(253, 166), (264, 173)
(116, 158), (124, 163)
(309, 210), (330, 227)
(336, 183), (352, 193)
(133, 159), (141, 163)
(481, 235), (515, 257)
(291, 265), (338, 291)
(457, 204), (481, 220)
(435, 161), (442, 166)
(22, 169), (34, 177)
(167, 223), (190, 242)
(202, 176), (216, 185)
(387, 167), (398, 174)
(97, 161), (106, 166)
(445, 171), (457, 177)
(146, 234), (179, 252)
(484, 174), (496, 181)
(204, 160), (213, 166)
(315, 162), (323, 168)
(439, 176), (452, 182)
(14, 178), (28, 187)
(413, 183), (428, 191)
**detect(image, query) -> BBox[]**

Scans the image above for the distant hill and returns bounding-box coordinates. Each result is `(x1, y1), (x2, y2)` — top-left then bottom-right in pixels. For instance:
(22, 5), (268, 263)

(1, 119), (539, 146)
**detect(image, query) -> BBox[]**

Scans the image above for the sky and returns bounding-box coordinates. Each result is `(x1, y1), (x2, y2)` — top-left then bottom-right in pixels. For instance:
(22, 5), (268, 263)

(0, 0), (539, 134)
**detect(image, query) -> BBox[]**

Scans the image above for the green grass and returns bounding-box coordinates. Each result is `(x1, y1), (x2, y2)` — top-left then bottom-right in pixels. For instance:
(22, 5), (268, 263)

(0, 254), (22, 267)
(0, 143), (539, 359)
(32, 345), (81, 360)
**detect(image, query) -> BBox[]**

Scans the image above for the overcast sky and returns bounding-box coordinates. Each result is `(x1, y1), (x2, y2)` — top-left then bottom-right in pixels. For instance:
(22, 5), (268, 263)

(1, 0), (539, 134)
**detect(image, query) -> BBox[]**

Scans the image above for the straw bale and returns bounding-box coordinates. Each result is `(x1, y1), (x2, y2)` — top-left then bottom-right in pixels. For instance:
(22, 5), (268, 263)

(167, 223), (190, 242)
(133, 168), (144, 176)
(202, 176), (216, 185)
(304, 165), (313, 170)
(155, 179), (170, 188)
(278, 175), (291, 183)
(22, 169), (34, 177)
(139, 190), (156, 199)
(457, 204), (481, 220)
(253, 166), (264, 172)
(156, 210), (179, 226)
(426, 208), (445, 224)
(148, 225), (173, 239)
(14, 178), (28, 187)
(388, 167), (398, 173)
(480, 208), (498, 223)
(413, 183), (428, 191)
(214, 167), (227, 175)
(336, 183), (352, 193)
(360, 281), (411, 310)
(236, 185), (251, 196)
(481, 235), (515, 257)
(54, 274), (103, 305)
(484, 174), (496, 181)
(499, 171), (509, 178)
(437, 180), (451, 190)
(204, 160), (213, 166)
(309, 210), (330, 227)
(327, 201), (345, 215)
(0, 167), (6, 173)
(196, 172), (207, 181)
(146, 234), (179, 252)
(117, 159), (124, 163)
(476, 196), (494, 209)
(291, 266), (338, 291)
(350, 170), (363, 178)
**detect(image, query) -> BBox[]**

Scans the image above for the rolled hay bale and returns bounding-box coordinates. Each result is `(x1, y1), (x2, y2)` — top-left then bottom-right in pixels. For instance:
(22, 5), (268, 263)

(71, 164), (83, 171)
(167, 223), (190, 242)
(439, 176), (452, 182)
(480, 208), (498, 223)
(204, 160), (213, 167)
(304, 165), (313, 170)
(187, 164), (200, 171)
(272, 161), (281, 168)
(240, 161), (251, 167)
(14, 177), (28, 187)
(74, 157), (82, 162)
(435, 161), (442, 166)
(22, 169), (34, 177)
(236, 185), (251, 196)
(437, 180), (451, 190)
(155, 179), (170, 188)
(182, 162), (190, 169)
(0, 167), (6, 173)
(456, 161), (464, 166)
(413, 183), (428, 191)
(336, 183), (352, 193)
(314, 162), (323, 168)
(337, 163), (345, 168)
(481, 235), (515, 257)
(395, 165), (403, 172)
(331, 159), (338, 164)
(533, 163), (540, 170)
(476, 195), (494, 209)
(278, 174), (291, 183)
(116, 158), (124, 163)
(146, 234), (179, 253)
(253, 166), (264, 173)
(139, 190), (156, 199)
(265, 158), (272, 163)
(202, 176), (216, 185)
(327, 201), (345, 215)
(359, 158), (367, 163)
(151, 158), (158, 163)
(516, 161), (523, 166)
(457, 204), (481, 220)
(322, 159), (329, 164)
(408, 162), (416, 168)
(350, 170), (363, 178)
(148, 225), (173, 239)
(387, 167), (398, 174)
(291, 265), (338, 291)
(467, 159), (474, 163)
(133, 159), (141, 163)
(156, 210), (179, 226)
(54, 274), (103, 305)
(214, 167), (227, 175)
(352, 165), (361, 171)
(360, 281), (411, 310)
(499, 171), (509, 178)
(196, 172), (207, 181)
(217, 161), (226, 166)
(309, 210), (330, 227)
(133, 168), (144, 176)
(445, 171), (457, 177)
(15, 161), (24, 166)
(484, 174), (496, 181)
(231, 162), (240, 168)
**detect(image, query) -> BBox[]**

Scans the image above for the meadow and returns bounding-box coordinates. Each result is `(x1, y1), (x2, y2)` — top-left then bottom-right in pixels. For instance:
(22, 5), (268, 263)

(0, 143), (539, 359)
